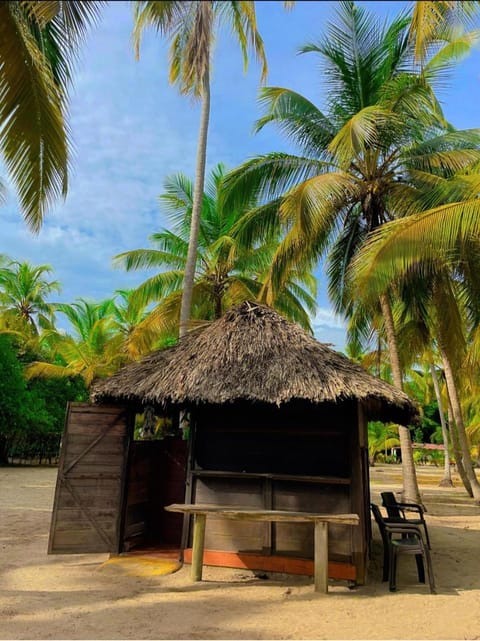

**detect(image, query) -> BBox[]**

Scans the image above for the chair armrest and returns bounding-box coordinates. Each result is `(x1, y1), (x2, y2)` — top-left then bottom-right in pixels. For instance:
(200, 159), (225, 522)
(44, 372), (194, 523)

(396, 501), (425, 516)
(384, 523), (423, 539)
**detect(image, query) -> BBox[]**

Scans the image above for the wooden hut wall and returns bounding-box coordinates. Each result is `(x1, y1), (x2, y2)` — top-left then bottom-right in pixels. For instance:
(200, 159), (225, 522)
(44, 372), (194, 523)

(188, 400), (368, 580)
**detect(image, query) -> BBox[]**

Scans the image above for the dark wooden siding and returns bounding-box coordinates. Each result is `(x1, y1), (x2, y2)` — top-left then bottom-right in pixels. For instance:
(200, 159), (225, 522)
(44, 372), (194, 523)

(190, 400), (361, 569)
(49, 403), (131, 554)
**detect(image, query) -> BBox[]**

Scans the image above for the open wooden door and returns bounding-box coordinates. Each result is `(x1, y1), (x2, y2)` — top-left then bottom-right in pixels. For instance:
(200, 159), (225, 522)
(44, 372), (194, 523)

(48, 402), (132, 554)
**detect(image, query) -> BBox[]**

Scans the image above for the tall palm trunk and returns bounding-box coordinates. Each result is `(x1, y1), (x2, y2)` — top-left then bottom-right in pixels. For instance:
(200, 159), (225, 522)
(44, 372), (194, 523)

(429, 361), (452, 487)
(447, 397), (472, 496)
(379, 293), (421, 503)
(179, 70), (211, 338)
(438, 342), (480, 502)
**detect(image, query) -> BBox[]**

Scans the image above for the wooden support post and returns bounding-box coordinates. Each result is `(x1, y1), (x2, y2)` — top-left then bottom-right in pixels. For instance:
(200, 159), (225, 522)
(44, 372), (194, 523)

(314, 521), (329, 593)
(191, 513), (206, 581)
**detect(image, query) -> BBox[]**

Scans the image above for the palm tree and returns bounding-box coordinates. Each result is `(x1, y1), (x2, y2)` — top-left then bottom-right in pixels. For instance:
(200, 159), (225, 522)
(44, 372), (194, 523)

(114, 164), (317, 338)
(132, 1), (275, 337)
(350, 211), (480, 499)
(368, 421), (400, 466)
(0, 257), (60, 332)
(26, 298), (126, 387)
(110, 289), (161, 359)
(223, 1), (480, 502)
(0, 2), (104, 230)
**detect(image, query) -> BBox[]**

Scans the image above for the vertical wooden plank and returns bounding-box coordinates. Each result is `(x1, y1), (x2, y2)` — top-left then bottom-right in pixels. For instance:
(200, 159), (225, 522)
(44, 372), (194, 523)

(314, 521), (328, 593)
(48, 402), (72, 554)
(191, 513), (207, 581)
(181, 412), (196, 555)
(351, 401), (367, 584)
(115, 409), (134, 554)
(263, 476), (273, 554)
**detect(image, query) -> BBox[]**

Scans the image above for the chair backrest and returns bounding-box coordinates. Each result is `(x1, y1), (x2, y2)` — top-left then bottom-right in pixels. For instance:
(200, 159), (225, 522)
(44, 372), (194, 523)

(381, 491), (402, 519)
(370, 503), (390, 548)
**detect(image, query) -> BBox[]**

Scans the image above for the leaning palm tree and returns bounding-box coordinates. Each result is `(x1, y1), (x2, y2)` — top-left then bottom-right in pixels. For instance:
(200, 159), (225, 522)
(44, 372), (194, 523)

(0, 256), (60, 332)
(132, 1), (274, 337)
(223, 1), (480, 502)
(351, 171), (480, 501)
(114, 163), (317, 338)
(0, 2), (104, 230)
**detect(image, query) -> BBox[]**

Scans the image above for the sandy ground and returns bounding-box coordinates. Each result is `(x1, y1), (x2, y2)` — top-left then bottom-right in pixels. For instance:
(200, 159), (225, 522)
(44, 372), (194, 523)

(1, 465), (480, 640)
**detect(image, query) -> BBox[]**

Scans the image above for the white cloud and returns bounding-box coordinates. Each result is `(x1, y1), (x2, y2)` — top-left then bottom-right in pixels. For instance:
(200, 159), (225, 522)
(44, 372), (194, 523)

(310, 307), (346, 351)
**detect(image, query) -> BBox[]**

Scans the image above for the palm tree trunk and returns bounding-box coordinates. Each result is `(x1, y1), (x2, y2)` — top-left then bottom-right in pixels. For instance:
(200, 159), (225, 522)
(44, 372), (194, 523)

(379, 293), (421, 504)
(179, 69), (211, 338)
(447, 398), (472, 496)
(429, 361), (452, 487)
(438, 344), (480, 502)
(214, 289), (222, 320)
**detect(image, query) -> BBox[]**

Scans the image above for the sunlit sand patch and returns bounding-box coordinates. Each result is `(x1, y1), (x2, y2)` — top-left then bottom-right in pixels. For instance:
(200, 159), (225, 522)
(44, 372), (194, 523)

(98, 555), (182, 577)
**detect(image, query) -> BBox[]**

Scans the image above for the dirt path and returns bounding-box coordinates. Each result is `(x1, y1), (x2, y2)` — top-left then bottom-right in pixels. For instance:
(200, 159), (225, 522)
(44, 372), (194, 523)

(1, 465), (480, 640)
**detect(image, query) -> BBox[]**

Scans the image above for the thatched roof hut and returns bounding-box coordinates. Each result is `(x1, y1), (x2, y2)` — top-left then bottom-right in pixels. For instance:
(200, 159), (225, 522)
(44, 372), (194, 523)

(92, 300), (417, 424)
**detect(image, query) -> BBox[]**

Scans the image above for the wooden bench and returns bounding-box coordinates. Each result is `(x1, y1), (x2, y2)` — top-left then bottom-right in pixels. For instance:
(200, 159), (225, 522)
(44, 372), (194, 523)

(165, 503), (360, 593)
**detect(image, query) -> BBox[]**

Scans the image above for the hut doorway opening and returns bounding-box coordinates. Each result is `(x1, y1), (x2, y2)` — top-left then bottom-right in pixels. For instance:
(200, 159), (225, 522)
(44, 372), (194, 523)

(122, 418), (187, 553)
(48, 403), (188, 556)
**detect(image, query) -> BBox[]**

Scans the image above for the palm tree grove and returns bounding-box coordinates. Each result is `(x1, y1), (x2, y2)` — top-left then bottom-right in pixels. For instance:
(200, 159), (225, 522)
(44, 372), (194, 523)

(2, 1), (480, 635)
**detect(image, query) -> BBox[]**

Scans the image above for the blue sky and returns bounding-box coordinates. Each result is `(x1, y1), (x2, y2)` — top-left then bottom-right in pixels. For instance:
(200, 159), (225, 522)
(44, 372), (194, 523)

(2, 1), (480, 349)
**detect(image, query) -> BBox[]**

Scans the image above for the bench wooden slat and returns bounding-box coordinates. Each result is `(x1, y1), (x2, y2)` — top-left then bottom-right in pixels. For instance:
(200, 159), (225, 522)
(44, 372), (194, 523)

(165, 503), (360, 526)
(165, 503), (360, 594)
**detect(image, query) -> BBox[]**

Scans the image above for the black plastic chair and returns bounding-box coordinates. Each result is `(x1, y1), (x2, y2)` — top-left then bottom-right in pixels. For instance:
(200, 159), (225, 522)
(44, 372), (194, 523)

(371, 503), (436, 594)
(381, 491), (431, 549)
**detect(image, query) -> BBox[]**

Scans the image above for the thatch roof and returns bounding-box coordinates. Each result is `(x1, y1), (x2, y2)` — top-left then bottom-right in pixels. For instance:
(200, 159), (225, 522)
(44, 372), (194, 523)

(92, 301), (418, 424)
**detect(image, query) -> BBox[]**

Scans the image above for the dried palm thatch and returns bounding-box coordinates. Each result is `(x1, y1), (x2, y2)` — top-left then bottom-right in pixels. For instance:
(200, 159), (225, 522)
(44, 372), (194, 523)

(92, 301), (418, 424)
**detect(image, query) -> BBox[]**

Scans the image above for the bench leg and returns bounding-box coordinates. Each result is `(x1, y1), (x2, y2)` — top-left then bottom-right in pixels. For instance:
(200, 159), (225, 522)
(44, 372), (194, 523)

(314, 521), (329, 593)
(191, 513), (206, 582)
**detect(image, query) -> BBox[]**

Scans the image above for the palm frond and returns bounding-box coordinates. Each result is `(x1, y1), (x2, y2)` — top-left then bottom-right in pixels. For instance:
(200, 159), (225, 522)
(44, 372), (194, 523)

(254, 87), (335, 155)
(349, 198), (480, 302)
(130, 270), (185, 308)
(222, 153), (332, 212)
(327, 105), (394, 167)
(113, 247), (186, 272)
(0, 4), (68, 230)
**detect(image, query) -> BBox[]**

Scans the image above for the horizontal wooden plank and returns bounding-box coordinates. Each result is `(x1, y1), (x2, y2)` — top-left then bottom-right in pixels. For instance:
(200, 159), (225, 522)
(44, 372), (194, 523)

(64, 453), (125, 468)
(192, 470), (351, 484)
(50, 541), (112, 553)
(51, 529), (113, 548)
(55, 507), (117, 521)
(194, 479), (264, 508)
(166, 504), (360, 525)
(50, 544), (112, 554)
(56, 477), (121, 489)
(67, 422), (127, 436)
(57, 494), (121, 509)
(200, 425), (346, 436)
(64, 437), (126, 456)
(65, 460), (125, 472)
(202, 519), (267, 551)
(183, 549), (356, 581)
(69, 403), (125, 414)
(53, 521), (117, 534)
(275, 523), (351, 557)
